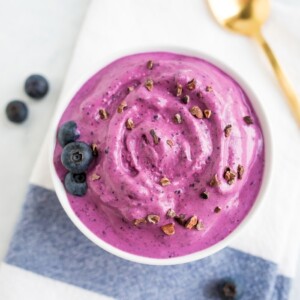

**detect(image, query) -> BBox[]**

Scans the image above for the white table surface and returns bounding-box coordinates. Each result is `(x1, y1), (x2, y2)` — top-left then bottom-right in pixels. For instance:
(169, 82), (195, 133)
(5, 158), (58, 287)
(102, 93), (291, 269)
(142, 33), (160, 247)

(0, 0), (90, 265)
(0, 0), (299, 299)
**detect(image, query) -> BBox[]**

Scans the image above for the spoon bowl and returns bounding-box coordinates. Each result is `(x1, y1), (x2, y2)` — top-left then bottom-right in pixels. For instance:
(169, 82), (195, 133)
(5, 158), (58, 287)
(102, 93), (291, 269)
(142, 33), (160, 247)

(207, 0), (300, 127)
(207, 0), (269, 35)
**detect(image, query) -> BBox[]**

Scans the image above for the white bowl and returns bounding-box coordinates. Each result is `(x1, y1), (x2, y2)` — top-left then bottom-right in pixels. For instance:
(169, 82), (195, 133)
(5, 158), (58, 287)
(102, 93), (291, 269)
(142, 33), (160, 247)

(50, 47), (273, 266)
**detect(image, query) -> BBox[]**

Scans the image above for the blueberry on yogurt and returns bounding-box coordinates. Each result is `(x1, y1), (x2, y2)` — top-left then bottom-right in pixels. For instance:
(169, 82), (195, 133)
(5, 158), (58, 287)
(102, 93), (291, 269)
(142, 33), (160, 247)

(61, 141), (93, 173)
(64, 172), (87, 196)
(58, 121), (80, 147)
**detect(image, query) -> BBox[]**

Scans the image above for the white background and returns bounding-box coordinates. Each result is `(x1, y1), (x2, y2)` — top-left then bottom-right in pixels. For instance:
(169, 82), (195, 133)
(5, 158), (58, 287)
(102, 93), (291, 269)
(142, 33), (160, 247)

(0, 0), (299, 299)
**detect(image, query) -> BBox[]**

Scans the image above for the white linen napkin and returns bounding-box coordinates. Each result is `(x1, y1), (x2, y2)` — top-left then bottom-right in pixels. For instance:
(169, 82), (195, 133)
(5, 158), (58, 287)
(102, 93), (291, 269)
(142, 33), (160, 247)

(1, 0), (300, 299)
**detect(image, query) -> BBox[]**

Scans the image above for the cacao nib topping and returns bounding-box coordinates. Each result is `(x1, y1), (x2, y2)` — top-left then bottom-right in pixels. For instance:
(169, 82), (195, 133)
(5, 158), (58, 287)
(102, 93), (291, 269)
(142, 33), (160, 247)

(187, 78), (196, 90)
(237, 164), (244, 179)
(99, 108), (108, 120)
(150, 129), (160, 145)
(146, 60), (154, 70)
(161, 223), (175, 236)
(224, 124), (232, 137)
(181, 95), (190, 104)
(175, 83), (183, 97)
(209, 174), (220, 187)
(200, 191), (209, 199)
(185, 215), (198, 229)
(243, 115), (253, 125)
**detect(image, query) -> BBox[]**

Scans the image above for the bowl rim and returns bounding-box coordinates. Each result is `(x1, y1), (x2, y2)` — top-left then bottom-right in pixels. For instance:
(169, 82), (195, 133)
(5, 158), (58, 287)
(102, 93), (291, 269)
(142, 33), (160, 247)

(49, 46), (273, 266)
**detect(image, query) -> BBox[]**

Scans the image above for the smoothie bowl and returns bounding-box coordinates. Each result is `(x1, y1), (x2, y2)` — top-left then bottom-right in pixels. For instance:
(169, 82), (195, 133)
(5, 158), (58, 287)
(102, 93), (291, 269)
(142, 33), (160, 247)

(50, 49), (272, 265)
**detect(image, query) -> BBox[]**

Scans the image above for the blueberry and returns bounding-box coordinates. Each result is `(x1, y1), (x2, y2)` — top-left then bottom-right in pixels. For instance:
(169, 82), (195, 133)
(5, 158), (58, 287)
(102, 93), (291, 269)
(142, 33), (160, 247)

(64, 172), (87, 196)
(25, 74), (49, 99)
(61, 141), (93, 173)
(5, 100), (28, 124)
(57, 121), (80, 147)
(217, 277), (244, 300)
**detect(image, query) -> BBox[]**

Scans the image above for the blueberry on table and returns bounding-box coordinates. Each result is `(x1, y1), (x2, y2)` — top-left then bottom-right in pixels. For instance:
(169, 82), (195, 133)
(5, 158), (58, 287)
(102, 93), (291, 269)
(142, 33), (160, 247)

(25, 74), (49, 99)
(61, 141), (93, 173)
(217, 277), (244, 300)
(64, 172), (87, 196)
(58, 121), (80, 147)
(5, 100), (28, 124)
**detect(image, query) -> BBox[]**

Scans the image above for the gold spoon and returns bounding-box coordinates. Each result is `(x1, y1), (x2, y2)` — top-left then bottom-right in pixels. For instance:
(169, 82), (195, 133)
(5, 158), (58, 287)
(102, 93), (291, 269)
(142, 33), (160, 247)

(207, 0), (300, 127)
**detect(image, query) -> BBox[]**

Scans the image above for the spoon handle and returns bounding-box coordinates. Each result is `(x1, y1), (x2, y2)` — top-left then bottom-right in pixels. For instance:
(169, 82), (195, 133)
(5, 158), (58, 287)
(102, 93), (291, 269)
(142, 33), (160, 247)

(253, 31), (300, 127)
